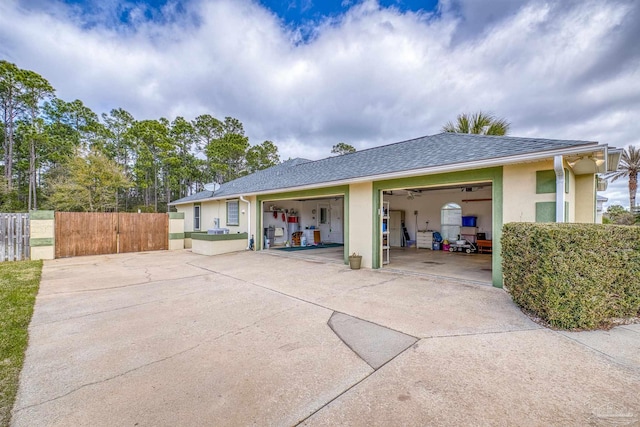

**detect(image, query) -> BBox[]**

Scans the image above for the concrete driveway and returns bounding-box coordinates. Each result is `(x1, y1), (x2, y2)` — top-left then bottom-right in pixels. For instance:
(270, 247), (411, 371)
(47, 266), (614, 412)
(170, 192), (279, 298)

(12, 250), (640, 426)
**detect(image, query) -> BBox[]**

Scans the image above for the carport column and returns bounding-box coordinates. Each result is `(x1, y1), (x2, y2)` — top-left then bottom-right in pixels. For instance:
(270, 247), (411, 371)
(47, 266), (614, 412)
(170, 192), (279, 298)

(168, 212), (185, 250)
(30, 210), (55, 260)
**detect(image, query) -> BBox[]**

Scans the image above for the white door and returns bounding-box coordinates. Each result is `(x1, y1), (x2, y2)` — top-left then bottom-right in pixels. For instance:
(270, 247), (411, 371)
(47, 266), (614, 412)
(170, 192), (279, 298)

(318, 203), (331, 242)
(329, 200), (343, 243)
(389, 211), (402, 246)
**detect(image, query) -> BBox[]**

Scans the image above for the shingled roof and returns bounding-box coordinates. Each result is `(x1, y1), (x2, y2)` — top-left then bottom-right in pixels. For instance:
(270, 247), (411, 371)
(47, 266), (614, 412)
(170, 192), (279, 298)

(171, 132), (598, 204)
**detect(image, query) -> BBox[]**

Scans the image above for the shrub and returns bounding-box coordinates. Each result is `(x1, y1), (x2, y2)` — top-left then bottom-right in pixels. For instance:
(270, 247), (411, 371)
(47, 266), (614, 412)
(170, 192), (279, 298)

(502, 223), (640, 330)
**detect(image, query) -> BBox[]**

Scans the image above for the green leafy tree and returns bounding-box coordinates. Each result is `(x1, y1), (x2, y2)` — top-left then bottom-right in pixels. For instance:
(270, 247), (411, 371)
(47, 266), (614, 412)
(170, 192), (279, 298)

(204, 117), (249, 183)
(442, 111), (510, 136)
(46, 150), (131, 212)
(0, 60), (25, 190)
(192, 114), (222, 187)
(331, 142), (356, 155)
(20, 69), (54, 210)
(604, 205), (636, 225)
(101, 108), (136, 211)
(128, 118), (175, 211)
(169, 116), (200, 199)
(606, 145), (640, 212)
(246, 140), (280, 174)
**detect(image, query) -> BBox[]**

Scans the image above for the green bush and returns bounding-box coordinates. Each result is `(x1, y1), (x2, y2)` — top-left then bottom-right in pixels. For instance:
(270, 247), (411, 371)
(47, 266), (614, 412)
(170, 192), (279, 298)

(502, 223), (640, 330)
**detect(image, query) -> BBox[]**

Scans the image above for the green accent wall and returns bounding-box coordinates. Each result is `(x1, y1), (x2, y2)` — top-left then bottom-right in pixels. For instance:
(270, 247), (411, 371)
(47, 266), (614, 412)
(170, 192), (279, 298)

(169, 233), (185, 240)
(191, 232), (248, 241)
(536, 201), (570, 223)
(29, 210), (54, 220)
(372, 167), (504, 288)
(536, 170), (555, 194)
(535, 202), (555, 222)
(256, 185), (350, 264)
(169, 212), (184, 219)
(536, 169), (569, 194)
(30, 237), (54, 247)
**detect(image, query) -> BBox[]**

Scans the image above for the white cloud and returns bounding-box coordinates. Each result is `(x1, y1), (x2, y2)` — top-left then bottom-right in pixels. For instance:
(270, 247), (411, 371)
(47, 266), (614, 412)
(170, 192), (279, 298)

(1, 0), (639, 203)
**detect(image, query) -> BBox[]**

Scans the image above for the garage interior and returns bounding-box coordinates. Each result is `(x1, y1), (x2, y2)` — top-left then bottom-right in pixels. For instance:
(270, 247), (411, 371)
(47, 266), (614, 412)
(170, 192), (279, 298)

(261, 196), (345, 250)
(261, 184), (493, 285)
(381, 182), (493, 284)
(381, 183), (493, 284)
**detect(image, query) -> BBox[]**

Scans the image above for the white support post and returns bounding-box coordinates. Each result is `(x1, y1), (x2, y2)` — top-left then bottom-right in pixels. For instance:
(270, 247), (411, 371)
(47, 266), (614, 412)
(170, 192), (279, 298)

(554, 155), (565, 222)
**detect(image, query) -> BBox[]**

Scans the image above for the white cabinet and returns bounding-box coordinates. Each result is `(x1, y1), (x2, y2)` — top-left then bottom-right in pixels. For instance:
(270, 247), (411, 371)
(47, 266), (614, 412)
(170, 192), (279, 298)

(416, 231), (433, 249)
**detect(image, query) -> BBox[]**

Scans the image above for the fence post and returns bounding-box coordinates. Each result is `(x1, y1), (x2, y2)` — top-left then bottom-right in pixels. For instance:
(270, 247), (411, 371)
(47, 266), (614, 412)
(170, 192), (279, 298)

(168, 212), (185, 250)
(30, 210), (56, 260)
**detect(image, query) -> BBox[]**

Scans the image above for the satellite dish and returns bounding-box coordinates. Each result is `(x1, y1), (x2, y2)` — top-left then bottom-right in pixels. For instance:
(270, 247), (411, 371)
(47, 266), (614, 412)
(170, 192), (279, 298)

(203, 182), (220, 192)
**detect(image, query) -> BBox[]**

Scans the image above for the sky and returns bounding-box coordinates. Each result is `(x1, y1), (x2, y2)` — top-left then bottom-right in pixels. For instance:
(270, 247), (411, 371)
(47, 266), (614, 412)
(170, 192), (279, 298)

(1, 0), (639, 208)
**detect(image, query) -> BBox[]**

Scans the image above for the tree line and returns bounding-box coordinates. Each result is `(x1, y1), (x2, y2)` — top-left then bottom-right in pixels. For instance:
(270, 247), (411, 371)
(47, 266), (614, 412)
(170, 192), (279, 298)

(0, 60), (280, 212)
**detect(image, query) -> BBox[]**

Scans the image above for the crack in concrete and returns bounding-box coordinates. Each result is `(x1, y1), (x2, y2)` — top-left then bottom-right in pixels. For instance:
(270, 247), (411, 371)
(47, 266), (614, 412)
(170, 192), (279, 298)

(556, 331), (640, 375)
(421, 327), (542, 340)
(44, 273), (211, 295)
(294, 335), (421, 426)
(31, 289), (206, 328)
(15, 304), (300, 413)
(349, 276), (399, 291)
(13, 342), (203, 413)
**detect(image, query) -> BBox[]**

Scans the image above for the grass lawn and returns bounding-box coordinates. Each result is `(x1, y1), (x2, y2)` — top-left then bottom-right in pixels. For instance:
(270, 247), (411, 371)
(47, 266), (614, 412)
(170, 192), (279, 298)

(0, 260), (42, 427)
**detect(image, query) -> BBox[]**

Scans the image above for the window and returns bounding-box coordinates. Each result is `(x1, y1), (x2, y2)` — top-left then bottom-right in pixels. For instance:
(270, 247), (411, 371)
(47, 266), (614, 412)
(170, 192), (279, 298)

(194, 204), (201, 231)
(320, 207), (328, 224)
(226, 200), (239, 226)
(441, 202), (462, 242)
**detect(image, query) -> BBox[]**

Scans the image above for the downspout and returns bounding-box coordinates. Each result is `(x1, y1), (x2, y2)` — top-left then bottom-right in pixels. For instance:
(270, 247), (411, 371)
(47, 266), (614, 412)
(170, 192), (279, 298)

(554, 155), (565, 222)
(239, 195), (251, 250)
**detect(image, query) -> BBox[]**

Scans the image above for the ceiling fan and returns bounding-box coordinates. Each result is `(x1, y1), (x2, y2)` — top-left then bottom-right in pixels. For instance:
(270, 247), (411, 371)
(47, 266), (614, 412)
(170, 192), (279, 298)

(406, 190), (422, 200)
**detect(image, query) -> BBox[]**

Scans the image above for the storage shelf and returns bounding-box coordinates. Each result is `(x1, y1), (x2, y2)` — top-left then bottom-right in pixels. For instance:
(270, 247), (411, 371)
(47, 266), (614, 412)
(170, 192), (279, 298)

(382, 201), (390, 265)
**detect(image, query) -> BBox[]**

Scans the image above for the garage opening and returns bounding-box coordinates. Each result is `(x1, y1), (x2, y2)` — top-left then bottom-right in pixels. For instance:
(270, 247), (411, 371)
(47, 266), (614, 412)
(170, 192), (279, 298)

(381, 183), (492, 284)
(260, 196), (345, 262)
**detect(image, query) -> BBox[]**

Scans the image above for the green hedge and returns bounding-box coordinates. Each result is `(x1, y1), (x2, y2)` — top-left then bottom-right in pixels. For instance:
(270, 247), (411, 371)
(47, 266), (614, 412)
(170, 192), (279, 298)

(502, 223), (640, 330)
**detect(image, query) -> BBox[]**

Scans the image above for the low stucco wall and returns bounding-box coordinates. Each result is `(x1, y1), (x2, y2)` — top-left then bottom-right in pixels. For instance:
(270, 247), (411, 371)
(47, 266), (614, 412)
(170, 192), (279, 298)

(191, 233), (248, 256)
(30, 210), (55, 260)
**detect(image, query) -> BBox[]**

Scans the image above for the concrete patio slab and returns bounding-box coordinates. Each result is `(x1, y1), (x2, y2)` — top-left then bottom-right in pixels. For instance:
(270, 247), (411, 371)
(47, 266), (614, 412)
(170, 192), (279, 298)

(328, 312), (417, 369)
(559, 323), (640, 374)
(302, 329), (640, 426)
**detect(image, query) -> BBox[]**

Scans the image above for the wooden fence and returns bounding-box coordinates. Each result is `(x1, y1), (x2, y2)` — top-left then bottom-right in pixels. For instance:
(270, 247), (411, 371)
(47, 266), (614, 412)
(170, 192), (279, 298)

(55, 212), (168, 258)
(0, 213), (30, 262)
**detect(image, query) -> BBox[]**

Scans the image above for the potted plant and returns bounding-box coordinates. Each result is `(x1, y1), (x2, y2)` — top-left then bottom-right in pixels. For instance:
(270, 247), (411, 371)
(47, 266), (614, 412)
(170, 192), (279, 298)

(349, 252), (362, 270)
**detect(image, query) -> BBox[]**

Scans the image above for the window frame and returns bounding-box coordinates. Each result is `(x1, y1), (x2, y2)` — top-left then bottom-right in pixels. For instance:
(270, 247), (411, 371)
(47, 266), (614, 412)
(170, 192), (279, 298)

(441, 202), (462, 242)
(194, 203), (201, 231)
(226, 199), (240, 226)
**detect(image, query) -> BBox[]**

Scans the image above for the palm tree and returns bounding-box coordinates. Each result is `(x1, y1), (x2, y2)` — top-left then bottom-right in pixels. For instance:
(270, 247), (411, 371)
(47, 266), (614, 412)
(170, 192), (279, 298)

(606, 145), (640, 212)
(442, 111), (510, 136)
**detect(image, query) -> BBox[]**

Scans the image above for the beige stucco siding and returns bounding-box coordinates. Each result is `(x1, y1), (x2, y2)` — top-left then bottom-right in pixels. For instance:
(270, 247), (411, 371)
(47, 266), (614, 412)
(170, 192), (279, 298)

(349, 182), (373, 268)
(178, 204), (195, 231)
(178, 199), (251, 234)
(575, 174), (596, 223)
(503, 160), (555, 223)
